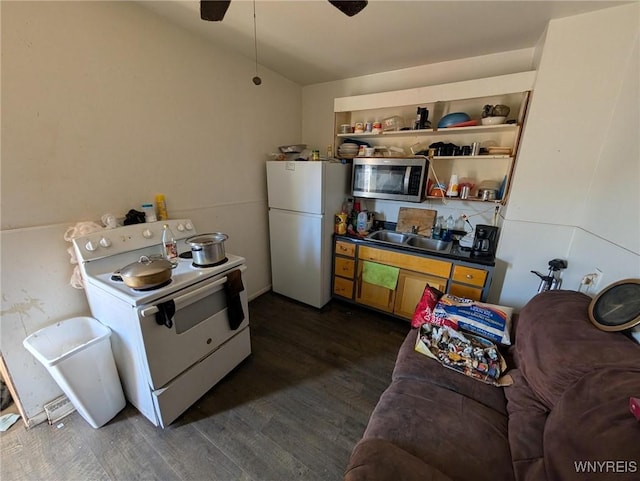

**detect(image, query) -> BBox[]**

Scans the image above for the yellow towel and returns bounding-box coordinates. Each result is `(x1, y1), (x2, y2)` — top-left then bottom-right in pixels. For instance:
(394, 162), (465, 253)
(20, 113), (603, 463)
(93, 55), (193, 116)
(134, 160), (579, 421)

(362, 261), (400, 290)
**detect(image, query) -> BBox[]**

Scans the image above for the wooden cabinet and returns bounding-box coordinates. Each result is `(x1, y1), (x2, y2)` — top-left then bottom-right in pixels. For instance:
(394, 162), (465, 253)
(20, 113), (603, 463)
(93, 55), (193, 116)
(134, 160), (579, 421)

(449, 265), (489, 301)
(394, 270), (447, 319)
(355, 260), (396, 312)
(333, 72), (535, 203)
(332, 237), (493, 320)
(356, 245), (450, 320)
(333, 240), (356, 300)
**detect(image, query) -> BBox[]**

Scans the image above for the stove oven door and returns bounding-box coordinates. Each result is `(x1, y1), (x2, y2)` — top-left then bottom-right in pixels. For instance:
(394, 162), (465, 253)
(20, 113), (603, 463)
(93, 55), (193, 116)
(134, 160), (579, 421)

(137, 265), (249, 390)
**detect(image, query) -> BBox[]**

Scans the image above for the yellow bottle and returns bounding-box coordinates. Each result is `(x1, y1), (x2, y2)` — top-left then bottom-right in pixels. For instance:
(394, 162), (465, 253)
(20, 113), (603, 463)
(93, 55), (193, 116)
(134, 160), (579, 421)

(155, 194), (168, 220)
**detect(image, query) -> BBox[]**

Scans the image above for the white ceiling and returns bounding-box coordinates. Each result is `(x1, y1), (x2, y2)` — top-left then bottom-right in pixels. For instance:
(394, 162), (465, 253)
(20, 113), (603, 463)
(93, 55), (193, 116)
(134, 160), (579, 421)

(137, 0), (627, 86)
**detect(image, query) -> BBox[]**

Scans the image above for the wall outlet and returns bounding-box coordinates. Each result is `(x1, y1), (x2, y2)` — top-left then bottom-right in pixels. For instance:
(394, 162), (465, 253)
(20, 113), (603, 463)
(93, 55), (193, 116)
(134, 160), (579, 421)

(591, 268), (603, 291)
(581, 268), (603, 295)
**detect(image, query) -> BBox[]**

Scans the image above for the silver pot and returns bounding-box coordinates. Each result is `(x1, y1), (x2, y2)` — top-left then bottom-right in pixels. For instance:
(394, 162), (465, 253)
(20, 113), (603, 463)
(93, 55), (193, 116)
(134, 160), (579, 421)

(119, 256), (173, 289)
(477, 188), (497, 201)
(185, 233), (228, 266)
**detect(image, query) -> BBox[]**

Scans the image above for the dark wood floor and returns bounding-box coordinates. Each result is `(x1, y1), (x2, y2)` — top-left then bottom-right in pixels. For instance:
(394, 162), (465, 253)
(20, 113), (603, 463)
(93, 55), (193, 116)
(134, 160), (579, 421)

(1, 292), (410, 481)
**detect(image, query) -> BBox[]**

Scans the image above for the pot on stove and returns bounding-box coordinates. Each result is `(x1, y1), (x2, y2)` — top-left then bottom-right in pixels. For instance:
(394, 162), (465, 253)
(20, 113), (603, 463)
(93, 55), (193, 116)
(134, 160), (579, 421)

(185, 233), (228, 266)
(119, 256), (173, 289)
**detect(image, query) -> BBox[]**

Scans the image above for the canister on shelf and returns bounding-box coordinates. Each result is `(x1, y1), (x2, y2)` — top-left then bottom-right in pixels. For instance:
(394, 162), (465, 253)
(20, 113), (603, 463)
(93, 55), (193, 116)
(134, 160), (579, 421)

(446, 174), (459, 197)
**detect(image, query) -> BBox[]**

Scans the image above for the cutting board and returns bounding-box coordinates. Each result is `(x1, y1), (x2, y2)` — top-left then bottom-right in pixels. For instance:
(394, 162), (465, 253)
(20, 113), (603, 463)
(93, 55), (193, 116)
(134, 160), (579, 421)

(396, 208), (437, 236)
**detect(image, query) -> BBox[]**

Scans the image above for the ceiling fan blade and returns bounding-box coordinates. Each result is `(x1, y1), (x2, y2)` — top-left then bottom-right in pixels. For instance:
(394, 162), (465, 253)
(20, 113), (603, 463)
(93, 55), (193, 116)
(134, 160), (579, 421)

(328, 1), (368, 17)
(200, 0), (231, 22)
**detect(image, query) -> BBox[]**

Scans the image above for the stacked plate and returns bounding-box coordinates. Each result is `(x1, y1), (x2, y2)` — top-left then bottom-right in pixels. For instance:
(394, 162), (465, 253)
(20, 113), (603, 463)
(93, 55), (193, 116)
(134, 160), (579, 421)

(338, 142), (359, 159)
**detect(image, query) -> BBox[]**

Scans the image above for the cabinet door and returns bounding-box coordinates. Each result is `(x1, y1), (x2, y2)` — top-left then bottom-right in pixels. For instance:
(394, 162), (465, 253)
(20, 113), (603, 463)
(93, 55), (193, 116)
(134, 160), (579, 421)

(333, 277), (354, 299)
(355, 263), (395, 312)
(449, 283), (483, 301)
(394, 271), (448, 320)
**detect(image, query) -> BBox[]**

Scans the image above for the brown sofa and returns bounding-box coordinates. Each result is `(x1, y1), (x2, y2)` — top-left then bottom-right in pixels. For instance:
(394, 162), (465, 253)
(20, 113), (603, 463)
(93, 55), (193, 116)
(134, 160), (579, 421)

(344, 290), (640, 481)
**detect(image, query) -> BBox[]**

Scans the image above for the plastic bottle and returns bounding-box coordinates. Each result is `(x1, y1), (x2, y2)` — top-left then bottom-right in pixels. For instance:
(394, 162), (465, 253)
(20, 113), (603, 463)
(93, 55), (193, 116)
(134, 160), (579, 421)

(351, 200), (361, 230)
(446, 174), (459, 197)
(357, 211), (368, 233)
(155, 194), (168, 220)
(442, 215), (455, 241)
(162, 224), (178, 264)
(432, 216), (444, 239)
(141, 203), (157, 223)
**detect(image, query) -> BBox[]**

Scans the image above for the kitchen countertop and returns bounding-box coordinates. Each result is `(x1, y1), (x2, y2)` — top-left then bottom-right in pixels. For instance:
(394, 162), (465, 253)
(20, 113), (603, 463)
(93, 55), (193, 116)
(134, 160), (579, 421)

(335, 232), (496, 267)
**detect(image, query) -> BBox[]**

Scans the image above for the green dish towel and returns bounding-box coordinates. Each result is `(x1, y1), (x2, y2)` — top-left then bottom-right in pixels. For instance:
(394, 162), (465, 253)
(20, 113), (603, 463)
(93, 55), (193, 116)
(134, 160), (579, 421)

(362, 261), (400, 290)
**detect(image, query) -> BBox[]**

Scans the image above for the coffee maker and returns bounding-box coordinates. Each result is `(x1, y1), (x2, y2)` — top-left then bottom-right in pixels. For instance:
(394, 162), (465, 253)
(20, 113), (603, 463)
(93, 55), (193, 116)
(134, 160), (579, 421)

(471, 225), (499, 258)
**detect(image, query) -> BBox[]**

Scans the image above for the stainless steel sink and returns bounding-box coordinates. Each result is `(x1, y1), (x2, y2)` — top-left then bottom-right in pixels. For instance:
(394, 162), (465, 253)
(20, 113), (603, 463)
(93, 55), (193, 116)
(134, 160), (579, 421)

(367, 230), (412, 244)
(406, 236), (452, 252)
(366, 230), (452, 254)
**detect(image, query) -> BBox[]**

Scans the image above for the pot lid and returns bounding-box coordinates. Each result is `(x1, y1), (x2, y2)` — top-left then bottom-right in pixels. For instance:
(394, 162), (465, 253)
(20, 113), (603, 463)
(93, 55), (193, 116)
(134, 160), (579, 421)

(186, 233), (228, 245)
(120, 256), (173, 277)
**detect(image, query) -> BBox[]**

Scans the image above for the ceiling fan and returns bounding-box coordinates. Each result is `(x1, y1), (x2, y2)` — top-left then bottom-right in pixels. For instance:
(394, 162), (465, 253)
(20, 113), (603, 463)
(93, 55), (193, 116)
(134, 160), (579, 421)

(200, 0), (368, 22)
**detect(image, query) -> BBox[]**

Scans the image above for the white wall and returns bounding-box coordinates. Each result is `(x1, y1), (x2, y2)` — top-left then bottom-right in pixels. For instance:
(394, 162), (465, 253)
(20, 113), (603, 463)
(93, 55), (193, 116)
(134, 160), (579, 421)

(497, 3), (640, 306)
(1, 1), (301, 423)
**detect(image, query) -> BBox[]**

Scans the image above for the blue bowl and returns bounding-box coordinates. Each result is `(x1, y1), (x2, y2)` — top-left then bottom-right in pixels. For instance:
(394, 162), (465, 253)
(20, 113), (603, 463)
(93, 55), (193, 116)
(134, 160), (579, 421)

(437, 112), (471, 128)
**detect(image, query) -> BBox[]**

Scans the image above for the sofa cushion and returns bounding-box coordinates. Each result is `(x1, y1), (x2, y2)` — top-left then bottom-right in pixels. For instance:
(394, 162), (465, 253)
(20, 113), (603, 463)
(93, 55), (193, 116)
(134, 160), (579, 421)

(514, 290), (640, 409)
(505, 369), (550, 481)
(393, 328), (508, 415)
(543, 367), (640, 481)
(358, 378), (515, 481)
(344, 438), (454, 481)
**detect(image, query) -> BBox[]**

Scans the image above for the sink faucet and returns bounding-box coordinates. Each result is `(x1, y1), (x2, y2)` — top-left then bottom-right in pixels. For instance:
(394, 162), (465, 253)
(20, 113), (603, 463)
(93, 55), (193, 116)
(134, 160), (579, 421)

(411, 225), (419, 234)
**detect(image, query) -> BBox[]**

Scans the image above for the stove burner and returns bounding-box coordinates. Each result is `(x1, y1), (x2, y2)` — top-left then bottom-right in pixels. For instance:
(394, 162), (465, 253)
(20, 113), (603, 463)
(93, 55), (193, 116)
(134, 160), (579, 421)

(179, 251), (193, 259)
(132, 279), (173, 291)
(193, 257), (228, 269)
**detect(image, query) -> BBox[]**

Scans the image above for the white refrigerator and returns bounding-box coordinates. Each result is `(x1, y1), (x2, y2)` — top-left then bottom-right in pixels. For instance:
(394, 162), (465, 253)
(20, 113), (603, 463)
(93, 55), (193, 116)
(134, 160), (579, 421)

(266, 160), (351, 308)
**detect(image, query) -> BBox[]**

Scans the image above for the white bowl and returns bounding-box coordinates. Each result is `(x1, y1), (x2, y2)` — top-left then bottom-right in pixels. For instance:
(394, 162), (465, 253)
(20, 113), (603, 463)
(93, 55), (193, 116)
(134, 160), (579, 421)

(481, 116), (507, 125)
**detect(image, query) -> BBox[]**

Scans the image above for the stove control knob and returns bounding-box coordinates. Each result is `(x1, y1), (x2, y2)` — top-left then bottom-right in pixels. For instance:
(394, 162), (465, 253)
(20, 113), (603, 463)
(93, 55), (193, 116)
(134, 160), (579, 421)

(99, 237), (112, 248)
(142, 229), (153, 239)
(176, 223), (185, 232)
(85, 240), (98, 252)
(185, 222), (193, 231)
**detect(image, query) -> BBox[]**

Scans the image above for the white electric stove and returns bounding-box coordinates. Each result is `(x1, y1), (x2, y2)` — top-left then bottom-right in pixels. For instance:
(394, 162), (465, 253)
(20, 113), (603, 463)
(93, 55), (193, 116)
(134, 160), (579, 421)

(72, 219), (251, 427)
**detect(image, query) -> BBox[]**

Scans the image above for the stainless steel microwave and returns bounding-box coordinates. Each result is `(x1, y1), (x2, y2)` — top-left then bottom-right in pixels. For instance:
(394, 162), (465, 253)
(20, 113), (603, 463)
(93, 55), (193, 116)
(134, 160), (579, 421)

(352, 156), (429, 202)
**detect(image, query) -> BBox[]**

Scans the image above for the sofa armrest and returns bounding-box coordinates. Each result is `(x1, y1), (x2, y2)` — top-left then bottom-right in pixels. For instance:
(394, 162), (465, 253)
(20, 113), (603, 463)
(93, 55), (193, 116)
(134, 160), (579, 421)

(345, 438), (454, 481)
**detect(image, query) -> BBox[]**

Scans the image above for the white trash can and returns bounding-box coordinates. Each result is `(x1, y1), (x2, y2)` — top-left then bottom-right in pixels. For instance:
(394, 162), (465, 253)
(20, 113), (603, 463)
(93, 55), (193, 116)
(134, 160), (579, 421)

(23, 316), (125, 428)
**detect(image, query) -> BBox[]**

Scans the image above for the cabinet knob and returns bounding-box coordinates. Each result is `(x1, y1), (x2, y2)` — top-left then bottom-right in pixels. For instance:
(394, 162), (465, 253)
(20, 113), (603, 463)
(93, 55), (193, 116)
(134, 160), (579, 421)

(466, 274), (473, 279)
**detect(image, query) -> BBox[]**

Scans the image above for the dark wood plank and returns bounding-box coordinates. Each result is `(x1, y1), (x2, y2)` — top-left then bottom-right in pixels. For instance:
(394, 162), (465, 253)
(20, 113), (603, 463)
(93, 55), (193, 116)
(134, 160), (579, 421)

(0, 293), (409, 481)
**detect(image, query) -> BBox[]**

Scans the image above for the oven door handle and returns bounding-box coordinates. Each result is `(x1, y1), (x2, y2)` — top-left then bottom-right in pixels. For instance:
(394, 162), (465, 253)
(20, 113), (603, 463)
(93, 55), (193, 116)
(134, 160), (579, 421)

(139, 266), (245, 318)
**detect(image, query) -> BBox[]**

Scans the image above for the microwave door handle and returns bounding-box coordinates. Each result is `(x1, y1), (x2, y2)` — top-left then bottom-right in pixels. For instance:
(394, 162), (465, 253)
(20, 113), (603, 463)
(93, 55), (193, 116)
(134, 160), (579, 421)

(403, 166), (411, 194)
